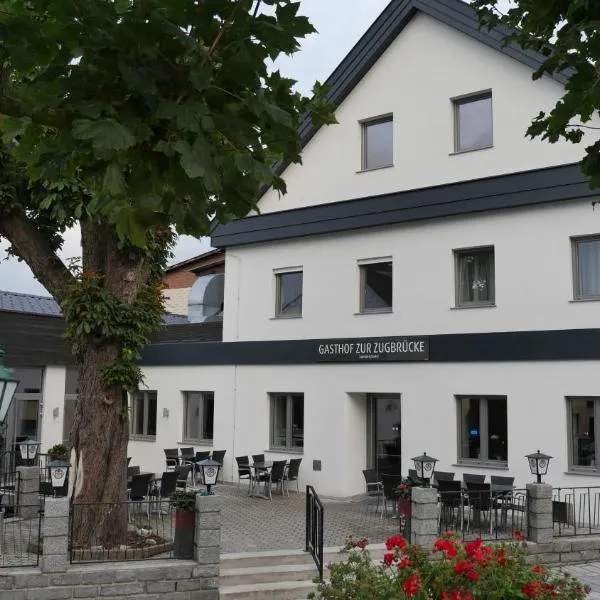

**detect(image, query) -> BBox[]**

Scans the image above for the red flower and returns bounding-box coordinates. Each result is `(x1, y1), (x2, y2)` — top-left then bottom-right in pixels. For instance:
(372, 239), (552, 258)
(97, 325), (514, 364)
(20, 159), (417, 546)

(532, 565), (545, 574)
(403, 572), (422, 597)
(355, 538), (368, 549)
(496, 549), (507, 566)
(523, 581), (542, 598)
(398, 556), (412, 569)
(383, 552), (395, 566)
(385, 535), (407, 551)
(433, 538), (458, 558)
(451, 592), (474, 600)
(513, 530), (526, 541)
(454, 560), (480, 582)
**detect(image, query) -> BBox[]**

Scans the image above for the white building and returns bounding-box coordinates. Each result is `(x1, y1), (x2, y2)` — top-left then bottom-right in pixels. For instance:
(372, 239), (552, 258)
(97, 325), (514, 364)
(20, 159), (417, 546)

(4, 0), (600, 497)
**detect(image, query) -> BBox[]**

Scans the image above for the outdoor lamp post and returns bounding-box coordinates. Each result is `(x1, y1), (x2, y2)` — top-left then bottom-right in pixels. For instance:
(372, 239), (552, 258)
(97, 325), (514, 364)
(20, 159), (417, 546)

(526, 450), (552, 484)
(198, 458), (221, 495)
(411, 451), (438, 487)
(19, 438), (40, 465)
(48, 459), (69, 494)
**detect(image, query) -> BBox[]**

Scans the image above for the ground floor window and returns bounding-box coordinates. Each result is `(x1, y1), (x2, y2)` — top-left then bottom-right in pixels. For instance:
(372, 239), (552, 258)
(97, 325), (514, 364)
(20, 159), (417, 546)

(130, 390), (157, 439)
(183, 391), (214, 443)
(270, 393), (304, 450)
(457, 396), (507, 464)
(568, 397), (599, 469)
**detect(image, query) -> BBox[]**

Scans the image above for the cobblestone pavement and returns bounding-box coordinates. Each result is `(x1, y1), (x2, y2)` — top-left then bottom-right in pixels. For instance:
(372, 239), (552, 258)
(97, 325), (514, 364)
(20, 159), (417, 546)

(218, 483), (401, 554)
(561, 563), (600, 599)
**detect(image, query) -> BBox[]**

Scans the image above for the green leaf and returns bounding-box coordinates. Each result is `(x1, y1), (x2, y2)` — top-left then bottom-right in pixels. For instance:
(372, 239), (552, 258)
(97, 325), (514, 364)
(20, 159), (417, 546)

(72, 119), (137, 152)
(102, 162), (126, 196)
(190, 65), (212, 92)
(0, 115), (31, 143)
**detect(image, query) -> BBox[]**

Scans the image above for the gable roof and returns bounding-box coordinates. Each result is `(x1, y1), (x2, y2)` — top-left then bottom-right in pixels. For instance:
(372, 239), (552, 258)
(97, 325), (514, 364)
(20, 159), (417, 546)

(0, 290), (190, 325)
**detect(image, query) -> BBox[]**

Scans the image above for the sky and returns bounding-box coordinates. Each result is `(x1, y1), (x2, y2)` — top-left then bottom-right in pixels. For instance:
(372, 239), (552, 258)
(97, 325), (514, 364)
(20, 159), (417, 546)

(0, 0), (511, 295)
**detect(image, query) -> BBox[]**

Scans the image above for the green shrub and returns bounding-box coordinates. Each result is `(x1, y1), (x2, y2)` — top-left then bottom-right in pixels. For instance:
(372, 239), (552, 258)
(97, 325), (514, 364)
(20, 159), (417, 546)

(310, 533), (590, 599)
(47, 444), (68, 456)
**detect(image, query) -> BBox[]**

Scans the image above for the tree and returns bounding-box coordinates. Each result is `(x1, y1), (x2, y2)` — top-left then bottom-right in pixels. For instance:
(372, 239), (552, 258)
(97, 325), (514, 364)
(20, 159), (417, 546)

(472, 0), (600, 186)
(0, 0), (334, 544)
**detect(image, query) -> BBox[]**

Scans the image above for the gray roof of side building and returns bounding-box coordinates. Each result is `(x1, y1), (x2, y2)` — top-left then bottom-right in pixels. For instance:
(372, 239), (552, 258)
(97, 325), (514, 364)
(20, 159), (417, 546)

(0, 290), (190, 325)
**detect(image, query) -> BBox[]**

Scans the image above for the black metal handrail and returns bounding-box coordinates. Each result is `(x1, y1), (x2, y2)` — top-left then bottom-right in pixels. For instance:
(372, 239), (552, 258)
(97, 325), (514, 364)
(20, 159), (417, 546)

(305, 485), (324, 582)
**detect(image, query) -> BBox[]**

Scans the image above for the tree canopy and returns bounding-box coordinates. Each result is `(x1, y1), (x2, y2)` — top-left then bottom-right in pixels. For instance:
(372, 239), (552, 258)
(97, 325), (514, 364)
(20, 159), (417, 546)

(473, 0), (600, 186)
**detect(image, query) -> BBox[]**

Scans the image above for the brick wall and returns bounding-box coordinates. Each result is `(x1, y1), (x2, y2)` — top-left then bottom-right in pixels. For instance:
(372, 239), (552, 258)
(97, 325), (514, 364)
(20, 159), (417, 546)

(0, 495), (221, 599)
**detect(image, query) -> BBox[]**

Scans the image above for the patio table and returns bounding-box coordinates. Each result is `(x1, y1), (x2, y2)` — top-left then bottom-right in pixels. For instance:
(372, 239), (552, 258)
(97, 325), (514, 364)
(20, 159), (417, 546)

(248, 462), (273, 499)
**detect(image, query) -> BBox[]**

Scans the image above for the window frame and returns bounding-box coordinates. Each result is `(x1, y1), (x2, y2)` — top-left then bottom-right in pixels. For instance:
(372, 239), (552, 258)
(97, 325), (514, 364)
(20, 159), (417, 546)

(360, 115), (394, 171)
(452, 91), (493, 154)
(454, 246), (495, 308)
(182, 391), (214, 445)
(567, 396), (600, 472)
(456, 395), (508, 467)
(130, 390), (157, 441)
(358, 258), (394, 314)
(269, 393), (304, 452)
(572, 235), (600, 301)
(274, 267), (303, 319)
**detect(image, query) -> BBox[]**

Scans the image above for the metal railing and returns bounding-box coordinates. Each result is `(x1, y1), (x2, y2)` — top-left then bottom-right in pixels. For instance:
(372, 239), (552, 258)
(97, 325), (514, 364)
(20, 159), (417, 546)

(0, 501), (43, 567)
(553, 486), (600, 537)
(305, 485), (324, 582)
(438, 488), (527, 541)
(69, 500), (179, 563)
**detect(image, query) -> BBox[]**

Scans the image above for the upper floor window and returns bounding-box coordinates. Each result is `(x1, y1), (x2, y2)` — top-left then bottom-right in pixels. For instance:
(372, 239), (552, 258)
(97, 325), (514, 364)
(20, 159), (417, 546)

(361, 116), (393, 170)
(275, 269), (303, 318)
(458, 395), (507, 465)
(183, 391), (214, 443)
(453, 92), (492, 153)
(572, 235), (600, 300)
(130, 390), (157, 439)
(454, 246), (495, 307)
(270, 393), (304, 450)
(359, 259), (393, 313)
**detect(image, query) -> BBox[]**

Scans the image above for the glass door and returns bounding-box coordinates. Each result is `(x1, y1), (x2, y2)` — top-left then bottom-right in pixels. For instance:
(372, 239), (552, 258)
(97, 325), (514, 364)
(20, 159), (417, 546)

(367, 394), (401, 476)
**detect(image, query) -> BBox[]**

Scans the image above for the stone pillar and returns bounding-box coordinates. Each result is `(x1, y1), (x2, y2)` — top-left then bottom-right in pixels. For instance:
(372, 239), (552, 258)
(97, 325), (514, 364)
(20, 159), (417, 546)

(526, 483), (553, 543)
(194, 495), (220, 598)
(42, 497), (69, 573)
(411, 486), (439, 548)
(16, 466), (40, 519)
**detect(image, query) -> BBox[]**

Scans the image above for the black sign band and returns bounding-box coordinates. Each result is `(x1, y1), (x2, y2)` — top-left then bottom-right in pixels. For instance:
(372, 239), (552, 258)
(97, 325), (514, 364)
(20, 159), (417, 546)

(316, 336), (428, 362)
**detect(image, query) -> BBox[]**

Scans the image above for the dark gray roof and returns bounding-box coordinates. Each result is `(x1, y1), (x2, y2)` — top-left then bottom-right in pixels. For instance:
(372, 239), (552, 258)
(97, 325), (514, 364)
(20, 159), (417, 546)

(0, 290), (189, 325)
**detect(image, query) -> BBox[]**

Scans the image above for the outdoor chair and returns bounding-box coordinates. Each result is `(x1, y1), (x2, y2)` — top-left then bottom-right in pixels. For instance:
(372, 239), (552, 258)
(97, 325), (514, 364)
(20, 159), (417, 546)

(175, 464), (192, 490)
(236, 456), (252, 489)
(164, 448), (180, 471)
(285, 458), (302, 494)
(463, 473), (486, 484)
(490, 475), (514, 487)
(362, 469), (383, 513)
(433, 471), (455, 484)
(437, 480), (464, 533)
(381, 473), (403, 519)
(465, 482), (493, 534)
(265, 460), (287, 499)
(194, 451), (211, 485)
(127, 465), (140, 487)
(150, 471), (178, 514)
(180, 447), (195, 466)
(211, 450), (226, 482)
(128, 473), (153, 521)
(252, 454), (265, 464)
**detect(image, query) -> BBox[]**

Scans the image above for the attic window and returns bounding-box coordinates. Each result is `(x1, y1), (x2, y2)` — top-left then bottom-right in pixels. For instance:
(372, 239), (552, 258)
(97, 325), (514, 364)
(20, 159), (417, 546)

(453, 92), (493, 153)
(361, 116), (393, 170)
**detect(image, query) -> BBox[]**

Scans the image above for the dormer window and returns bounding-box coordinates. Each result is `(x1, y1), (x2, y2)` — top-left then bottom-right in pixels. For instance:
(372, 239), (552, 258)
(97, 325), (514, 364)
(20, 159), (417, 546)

(361, 115), (393, 170)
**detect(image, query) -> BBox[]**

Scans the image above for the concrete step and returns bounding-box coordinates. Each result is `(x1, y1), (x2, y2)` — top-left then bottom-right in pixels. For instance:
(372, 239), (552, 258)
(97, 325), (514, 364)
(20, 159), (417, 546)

(220, 579), (317, 599)
(221, 563), (317, 586)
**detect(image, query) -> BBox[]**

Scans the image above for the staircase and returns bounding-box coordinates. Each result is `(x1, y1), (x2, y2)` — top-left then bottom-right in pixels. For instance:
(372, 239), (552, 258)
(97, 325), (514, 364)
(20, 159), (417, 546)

(220, 544), (387, 599)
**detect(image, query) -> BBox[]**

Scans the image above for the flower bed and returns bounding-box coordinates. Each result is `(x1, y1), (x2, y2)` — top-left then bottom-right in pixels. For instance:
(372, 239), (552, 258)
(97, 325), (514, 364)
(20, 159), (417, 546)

(310, 533), (590, 599)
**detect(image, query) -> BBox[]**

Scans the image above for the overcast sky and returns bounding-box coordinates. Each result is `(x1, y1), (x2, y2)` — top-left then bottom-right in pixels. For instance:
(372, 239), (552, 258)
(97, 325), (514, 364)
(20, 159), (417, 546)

(0, 0), (511, 296)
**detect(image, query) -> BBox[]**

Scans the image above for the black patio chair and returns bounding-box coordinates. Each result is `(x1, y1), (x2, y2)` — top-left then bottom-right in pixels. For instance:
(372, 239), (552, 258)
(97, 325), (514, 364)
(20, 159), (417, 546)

(211, 450), (226, 482)
(437, 480), (464, 533)
(164, 448), (180, 471)
(252, 454), (265, 464)
(381, 473), (403, 519)
(465, 482), (493, 534)
(150, 471), (179, 513)
(433, 471), (455, 484)
(236, 456), (252, 489)
(180, 447), (195, 465)
(128, 473), (153, 521)
(265, 460), (287, 500)
(463, 473), (486, 484)
(490, 475), (514, 487)
(285, 458), (302, 494)
(175, 464), (192, 490)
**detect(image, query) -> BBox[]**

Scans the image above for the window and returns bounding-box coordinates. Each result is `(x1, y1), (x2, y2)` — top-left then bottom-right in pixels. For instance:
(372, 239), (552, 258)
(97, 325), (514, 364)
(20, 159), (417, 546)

(183, 391), (214, 443)
(63, 368), (79, 444)
(455, 247), (495, 307)
(360, 260), (393, 313)
(457, 396), (507, 464)
(270, 393), (304, 450)
(454, 93), (492, 152)
(275, 270), (303, 318)
(568, 397), (600, 470)
(572, 236), (600, 300)
(361, 116), (393, 170)
(130, 390), (157, 438)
